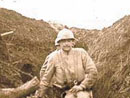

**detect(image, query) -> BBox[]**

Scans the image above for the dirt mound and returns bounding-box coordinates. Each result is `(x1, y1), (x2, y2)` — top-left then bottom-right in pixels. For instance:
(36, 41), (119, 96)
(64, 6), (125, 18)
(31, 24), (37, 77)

(93, 15), (130, 98)
(0, 8), (57, 88)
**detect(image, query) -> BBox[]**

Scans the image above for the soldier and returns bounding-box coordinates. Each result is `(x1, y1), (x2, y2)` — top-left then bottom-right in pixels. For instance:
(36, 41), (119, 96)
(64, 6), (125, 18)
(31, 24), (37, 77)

(37, 29), (98, 98)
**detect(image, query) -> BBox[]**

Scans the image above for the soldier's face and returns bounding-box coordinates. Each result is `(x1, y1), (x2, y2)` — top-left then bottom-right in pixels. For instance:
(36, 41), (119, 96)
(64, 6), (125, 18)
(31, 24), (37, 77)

(59, 39), (74, 52)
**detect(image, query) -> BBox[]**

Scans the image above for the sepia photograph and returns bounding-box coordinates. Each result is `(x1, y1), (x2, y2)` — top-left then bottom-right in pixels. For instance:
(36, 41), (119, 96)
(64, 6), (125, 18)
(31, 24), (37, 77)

(0, 0), (130, 98)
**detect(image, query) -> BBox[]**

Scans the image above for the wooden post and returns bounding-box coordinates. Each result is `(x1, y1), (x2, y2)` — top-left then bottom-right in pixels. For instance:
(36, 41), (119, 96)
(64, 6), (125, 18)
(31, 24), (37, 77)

(1, 31), (14, 37)
(0, 76), (39, 98)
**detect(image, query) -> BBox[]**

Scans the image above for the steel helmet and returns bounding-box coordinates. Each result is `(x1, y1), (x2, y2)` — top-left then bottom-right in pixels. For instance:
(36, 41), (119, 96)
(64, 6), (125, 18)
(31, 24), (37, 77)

(55, 38), (59, 46)
(56, 29), (75, 42)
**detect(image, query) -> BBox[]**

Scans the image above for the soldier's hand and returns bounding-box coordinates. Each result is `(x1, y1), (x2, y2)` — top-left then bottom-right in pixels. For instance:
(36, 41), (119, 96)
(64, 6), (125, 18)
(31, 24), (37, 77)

(69, 85), (83, 93)
(35, 88), (45, 98)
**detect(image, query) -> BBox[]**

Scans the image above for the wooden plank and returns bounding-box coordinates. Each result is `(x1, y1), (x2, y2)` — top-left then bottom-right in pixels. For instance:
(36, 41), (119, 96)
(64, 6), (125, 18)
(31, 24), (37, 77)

(1, 31), (14, 36)
(0, 76), (39, 98)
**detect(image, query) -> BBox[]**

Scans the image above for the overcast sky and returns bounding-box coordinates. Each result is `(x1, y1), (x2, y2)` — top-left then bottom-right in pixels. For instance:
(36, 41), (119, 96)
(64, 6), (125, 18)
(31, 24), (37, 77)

(0, 0), (130, 29)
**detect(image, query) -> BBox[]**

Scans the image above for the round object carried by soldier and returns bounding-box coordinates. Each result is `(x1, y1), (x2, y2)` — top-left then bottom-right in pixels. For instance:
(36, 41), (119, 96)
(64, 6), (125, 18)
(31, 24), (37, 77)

(38, 28), (98, 98)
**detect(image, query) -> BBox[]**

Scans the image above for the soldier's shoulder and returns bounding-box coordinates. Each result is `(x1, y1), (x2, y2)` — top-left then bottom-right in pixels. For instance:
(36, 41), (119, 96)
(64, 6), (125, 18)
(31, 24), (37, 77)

(47, 50), (59, 61)
(49, 50), (58, 56)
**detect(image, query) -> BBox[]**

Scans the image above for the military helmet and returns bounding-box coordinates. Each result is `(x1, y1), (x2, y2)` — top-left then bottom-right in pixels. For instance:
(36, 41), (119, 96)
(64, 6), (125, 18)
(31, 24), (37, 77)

(55, 38), (59, 46)
(56, 29), (75, 42)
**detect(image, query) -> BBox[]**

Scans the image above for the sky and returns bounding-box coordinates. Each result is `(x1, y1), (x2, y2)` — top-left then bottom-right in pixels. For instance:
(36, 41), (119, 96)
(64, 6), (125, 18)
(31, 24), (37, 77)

(0, 0), (130, 30)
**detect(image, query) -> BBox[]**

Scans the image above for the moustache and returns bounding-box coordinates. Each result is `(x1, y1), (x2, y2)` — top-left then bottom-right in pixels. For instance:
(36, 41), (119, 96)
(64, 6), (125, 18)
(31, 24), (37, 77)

(63, 45), (70, 47)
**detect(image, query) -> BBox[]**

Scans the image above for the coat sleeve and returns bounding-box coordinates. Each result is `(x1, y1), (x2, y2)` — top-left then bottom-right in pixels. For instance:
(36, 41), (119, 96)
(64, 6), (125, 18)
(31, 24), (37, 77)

(40, 51), (56, 80)
(40, 55), (49, 79)
(40, 56), (55, 89)
(80, 49), (98, 89)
